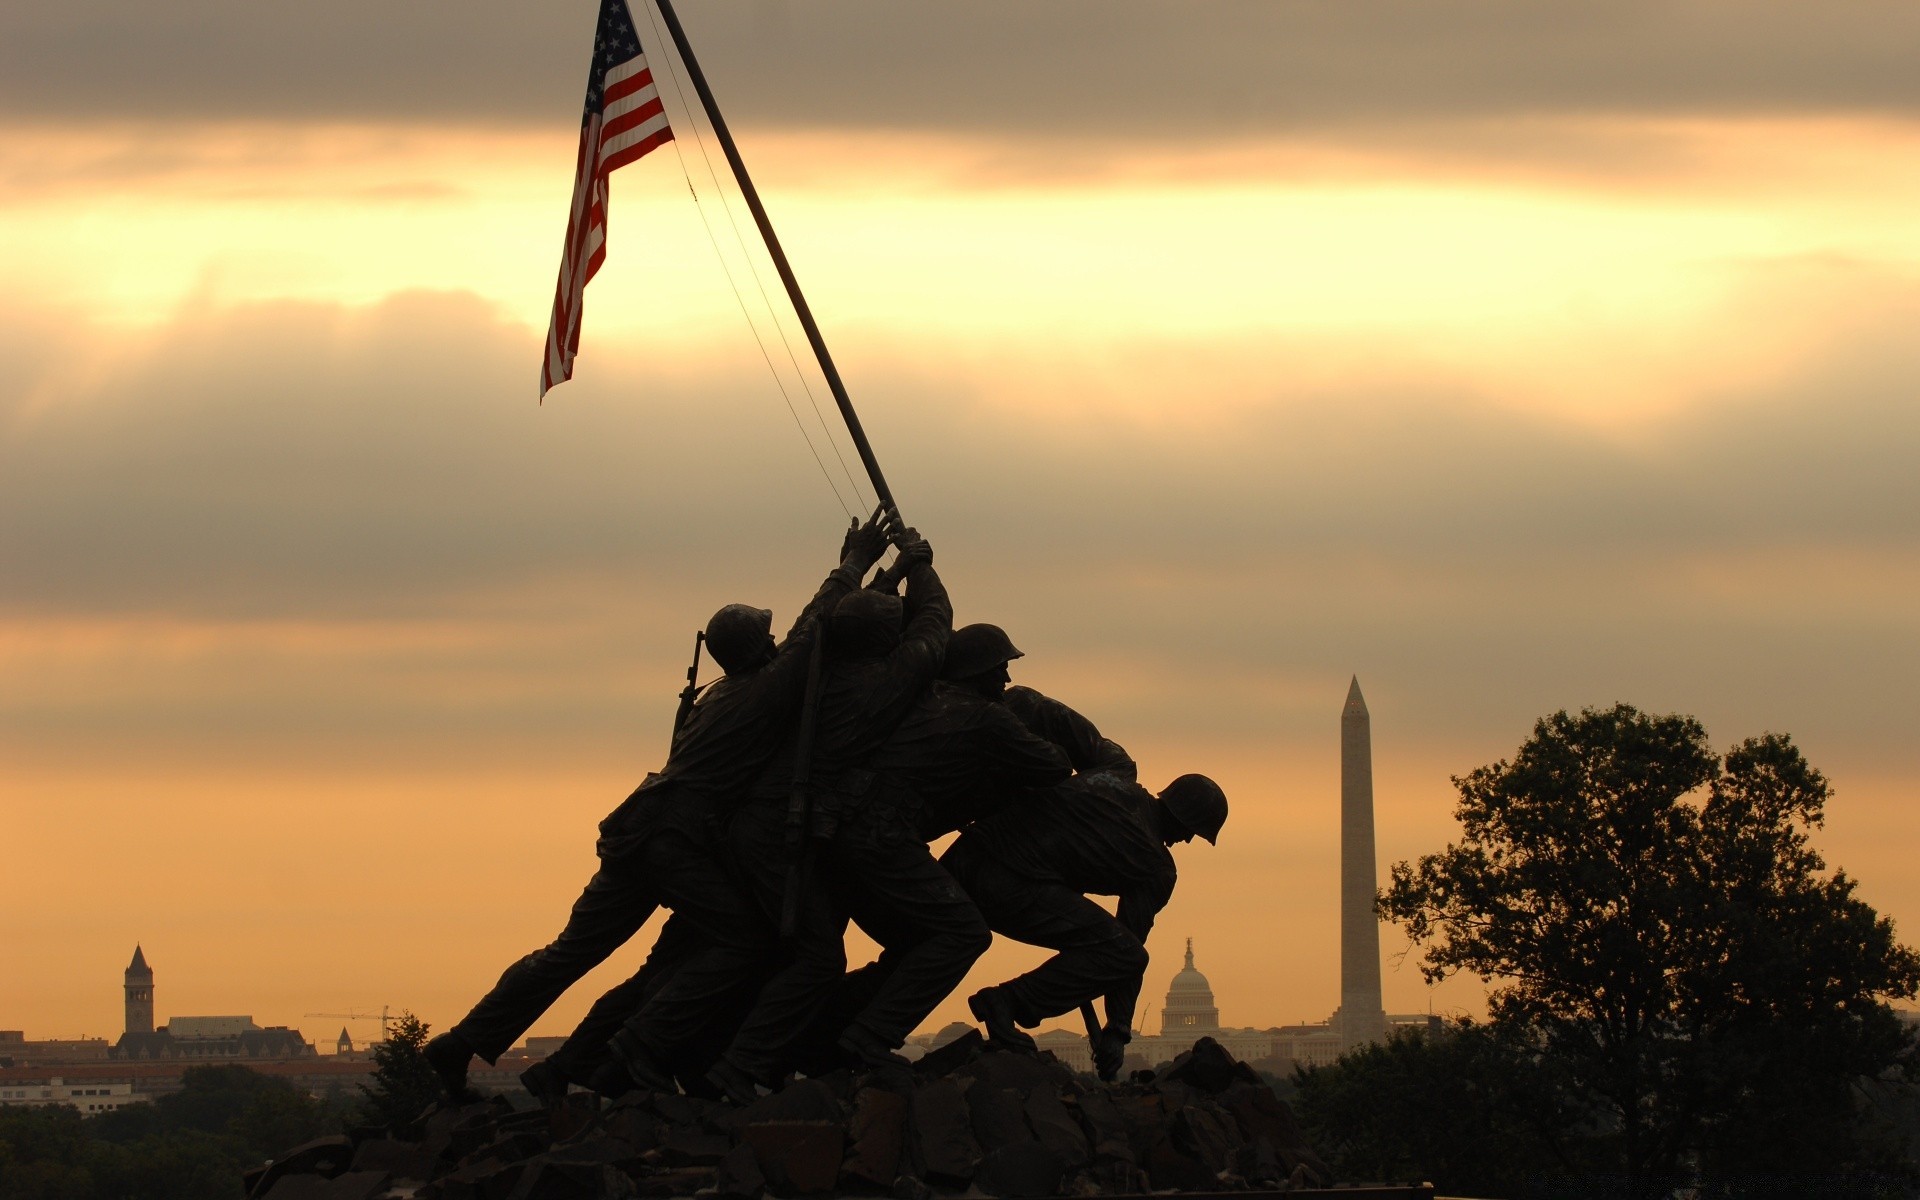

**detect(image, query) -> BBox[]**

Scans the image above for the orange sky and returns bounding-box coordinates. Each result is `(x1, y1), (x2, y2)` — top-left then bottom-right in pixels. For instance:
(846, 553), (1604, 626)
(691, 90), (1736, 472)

(4, 2), (1919, 1050)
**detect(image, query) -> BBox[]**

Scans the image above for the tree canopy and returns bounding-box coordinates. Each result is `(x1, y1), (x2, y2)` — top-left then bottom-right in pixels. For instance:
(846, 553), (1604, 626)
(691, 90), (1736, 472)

(1377, 704), (1920, 1187)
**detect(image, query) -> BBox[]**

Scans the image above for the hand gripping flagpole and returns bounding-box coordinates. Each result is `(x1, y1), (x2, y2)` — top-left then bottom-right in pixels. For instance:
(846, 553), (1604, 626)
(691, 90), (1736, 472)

(649, 0), (901, 521)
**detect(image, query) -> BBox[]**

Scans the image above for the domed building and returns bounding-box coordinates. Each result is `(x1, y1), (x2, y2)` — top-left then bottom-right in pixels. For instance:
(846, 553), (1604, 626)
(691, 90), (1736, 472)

(1159, 939), (1220, 1037)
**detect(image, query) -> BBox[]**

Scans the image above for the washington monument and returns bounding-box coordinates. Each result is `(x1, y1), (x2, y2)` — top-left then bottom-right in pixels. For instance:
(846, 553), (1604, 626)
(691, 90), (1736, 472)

(1336, 676), (1386, 1049)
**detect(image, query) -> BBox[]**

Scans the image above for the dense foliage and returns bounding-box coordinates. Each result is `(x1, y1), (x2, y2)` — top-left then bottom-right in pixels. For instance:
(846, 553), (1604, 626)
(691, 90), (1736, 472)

(355, 1010), (440, 1132)
(1354, 704), (1920, 1194)
(0, 1065), (348, 1200)
(1295, 1021), (1576, 1196)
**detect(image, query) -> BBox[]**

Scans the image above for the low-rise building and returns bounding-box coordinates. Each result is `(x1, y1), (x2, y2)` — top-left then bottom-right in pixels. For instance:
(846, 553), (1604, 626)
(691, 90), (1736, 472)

(0, 1031), (112, 1067)
(0, 1076), (147, 1114)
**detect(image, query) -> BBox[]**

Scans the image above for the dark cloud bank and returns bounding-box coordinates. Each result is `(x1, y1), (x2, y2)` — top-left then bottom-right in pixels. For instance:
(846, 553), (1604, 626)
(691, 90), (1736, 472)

(6, 2), (1920, 134)
(3, 286), (1917, 772)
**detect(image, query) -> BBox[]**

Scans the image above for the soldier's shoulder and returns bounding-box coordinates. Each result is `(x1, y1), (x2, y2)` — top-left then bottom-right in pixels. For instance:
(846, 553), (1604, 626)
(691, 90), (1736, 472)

(1067, 771), (1150, 805)
(926, 680), (991, 711)
(1003, 684), (1047, 710)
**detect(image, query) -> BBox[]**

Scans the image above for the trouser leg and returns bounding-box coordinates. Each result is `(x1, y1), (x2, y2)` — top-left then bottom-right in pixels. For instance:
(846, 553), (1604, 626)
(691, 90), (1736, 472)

(833, 809), (991, 1049)
(715, 804), (848, 1082)
(544, 912), (700, 1084)
(943, 849), (1146, 1028)
(610, 830), (776, 1066)
(451, 863), (659, 1063)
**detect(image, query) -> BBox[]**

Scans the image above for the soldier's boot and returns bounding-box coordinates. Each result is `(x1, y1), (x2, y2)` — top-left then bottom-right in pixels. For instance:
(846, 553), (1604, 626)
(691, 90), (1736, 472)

(968, 987), (1037, 1053)
(837, 1023), (911, 1071)
(601, 1033), (676, 1098)
(705, 1057), (763, 1107)
(518, 1059), (569, 1106)
(423, 1031), (481, 1101)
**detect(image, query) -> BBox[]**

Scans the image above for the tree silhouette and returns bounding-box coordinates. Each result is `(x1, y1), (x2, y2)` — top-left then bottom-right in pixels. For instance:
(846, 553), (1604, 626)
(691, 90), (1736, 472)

(357, 1011), (443, 1132)
(1380, 704), (1920, 1188)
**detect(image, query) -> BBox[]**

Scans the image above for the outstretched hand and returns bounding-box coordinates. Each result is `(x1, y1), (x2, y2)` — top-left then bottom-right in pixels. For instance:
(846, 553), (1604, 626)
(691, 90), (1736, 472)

(892, 518), (933, 568)
(840, 506), (893, 569)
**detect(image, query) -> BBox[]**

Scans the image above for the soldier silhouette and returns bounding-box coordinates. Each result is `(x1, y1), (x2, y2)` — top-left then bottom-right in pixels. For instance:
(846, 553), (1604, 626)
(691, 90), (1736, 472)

(422, 514), (895, 1099)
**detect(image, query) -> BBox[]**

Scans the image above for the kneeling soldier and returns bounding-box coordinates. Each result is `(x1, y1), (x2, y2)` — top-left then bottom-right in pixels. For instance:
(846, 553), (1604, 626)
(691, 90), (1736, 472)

(942, 772), (1227, 1081)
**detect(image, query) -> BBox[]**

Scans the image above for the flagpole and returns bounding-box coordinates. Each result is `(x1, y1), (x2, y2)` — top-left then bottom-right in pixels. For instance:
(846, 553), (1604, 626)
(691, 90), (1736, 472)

(649, 0), (900, 519)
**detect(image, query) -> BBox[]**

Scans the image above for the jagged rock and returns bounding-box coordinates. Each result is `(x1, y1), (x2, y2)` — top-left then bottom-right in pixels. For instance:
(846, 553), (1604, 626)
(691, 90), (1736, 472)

(732, 1078), (845, 1129)
(643, 1091), (706, 1129)
(249, 1135), (357, 1197)
(742, 1120), (846, 1195)
(1213, 1079), (1330, 1182)
(1022, 1087), (1089, 1169)
(549, 1098), (599, 1144)
(953, 1049), (1074, 1096)
(259, 1031), (1342, 1198)
(258, 1171), (392, 1200)
(967, 1085), (1034, 1151)
(715, 1141), (767, 1199)
(1144, 1138), (1213, 1192)
(350, 1137), (438, 1181)
(1071, 1090), (1134, 1164)
(1231, 1136), (1283, 1187)
(635, 1166), (716, 1197)
(1111, 1093), (1170, 1164)
(1169, 1103), (1239, 1174)
(502, 1155), (606, 1200)
(906, 1076), (979, 1184)
(471, 1132), (551, 1170)
(911, 1028), (984, 1078)
(1069, 1160), (1150, 1195)
(655, 1126), (730, 1166)
(1158, 1037), (1259, 1095)
(839, 1087), (908, 1192)
(887, 1175), (933, 1200)
(973, 1143), (1066, 1198)
(1214, 1081), (1303, 1149)
(596, 1104), (664, 1157)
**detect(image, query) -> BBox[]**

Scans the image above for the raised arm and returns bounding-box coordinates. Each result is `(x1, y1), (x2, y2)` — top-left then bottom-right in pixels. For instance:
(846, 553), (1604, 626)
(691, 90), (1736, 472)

(781, 512), (892, 645)
(889, 533), (952, 681)
(1004, 687), (1137, 781)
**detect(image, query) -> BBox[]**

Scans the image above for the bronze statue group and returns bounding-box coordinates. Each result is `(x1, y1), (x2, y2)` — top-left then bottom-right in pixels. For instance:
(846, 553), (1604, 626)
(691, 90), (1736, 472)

(424, 513), (1229, 1105)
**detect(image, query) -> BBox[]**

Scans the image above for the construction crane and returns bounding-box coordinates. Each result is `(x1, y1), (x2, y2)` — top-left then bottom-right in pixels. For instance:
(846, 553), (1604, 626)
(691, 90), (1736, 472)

(303, 1006), (397, 1042)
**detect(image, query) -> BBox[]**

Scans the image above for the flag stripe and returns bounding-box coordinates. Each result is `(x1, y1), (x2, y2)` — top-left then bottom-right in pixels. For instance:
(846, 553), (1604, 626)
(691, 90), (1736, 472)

(601, 122), (673, 167)
(541, 0), (674, 399)
(602, 100), (668, 142)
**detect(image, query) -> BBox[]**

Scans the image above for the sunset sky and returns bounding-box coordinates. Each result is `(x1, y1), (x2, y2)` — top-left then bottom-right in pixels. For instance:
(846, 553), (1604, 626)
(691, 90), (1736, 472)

(5, 1), (1919, 1051)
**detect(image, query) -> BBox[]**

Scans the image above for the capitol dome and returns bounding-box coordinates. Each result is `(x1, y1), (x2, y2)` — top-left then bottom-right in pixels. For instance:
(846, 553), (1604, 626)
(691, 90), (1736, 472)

(1159, 938), (1220, 1036)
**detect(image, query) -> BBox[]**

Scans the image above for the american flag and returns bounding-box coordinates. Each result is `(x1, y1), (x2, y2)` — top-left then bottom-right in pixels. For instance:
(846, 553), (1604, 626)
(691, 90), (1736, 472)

(541, 0), (674, 399)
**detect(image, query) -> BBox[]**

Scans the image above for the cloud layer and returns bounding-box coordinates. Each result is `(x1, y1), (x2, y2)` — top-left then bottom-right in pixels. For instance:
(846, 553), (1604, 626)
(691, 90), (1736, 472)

(5, 277), (1917, 769)
(7, 2), (1920, 134)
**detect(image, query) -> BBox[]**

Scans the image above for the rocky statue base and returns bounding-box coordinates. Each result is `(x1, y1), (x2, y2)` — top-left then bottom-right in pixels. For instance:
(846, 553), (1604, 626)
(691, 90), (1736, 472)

(245, 1037), (1432, 1200)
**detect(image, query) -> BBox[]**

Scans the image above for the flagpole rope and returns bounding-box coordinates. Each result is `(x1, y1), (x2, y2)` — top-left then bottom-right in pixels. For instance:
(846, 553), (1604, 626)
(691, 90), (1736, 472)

(633, 18), (856, 518)
(675, 166), (859, 520)
(637, 0), (873, 515)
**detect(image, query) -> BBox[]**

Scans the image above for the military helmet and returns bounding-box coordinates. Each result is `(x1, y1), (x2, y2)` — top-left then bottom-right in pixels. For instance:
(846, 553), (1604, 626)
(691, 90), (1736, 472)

(705, 603), (773, 673)
(1159, 774), (1228, 844)
(829, 589), (905, 658)
(942, 623), (1024, 681)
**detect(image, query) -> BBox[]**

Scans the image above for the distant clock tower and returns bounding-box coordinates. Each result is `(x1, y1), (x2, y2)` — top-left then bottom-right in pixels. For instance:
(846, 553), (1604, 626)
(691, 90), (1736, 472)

(124, 945), (154, 1035)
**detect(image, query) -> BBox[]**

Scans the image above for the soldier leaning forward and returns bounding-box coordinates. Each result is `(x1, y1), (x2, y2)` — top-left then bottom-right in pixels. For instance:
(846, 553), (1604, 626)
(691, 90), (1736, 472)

(422, 518), (892, 1099)
(944, 771), (1228, 1080)
(711, 533), (995, 1096)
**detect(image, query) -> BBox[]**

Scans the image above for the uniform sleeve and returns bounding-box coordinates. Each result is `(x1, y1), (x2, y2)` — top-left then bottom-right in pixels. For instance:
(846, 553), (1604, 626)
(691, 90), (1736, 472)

(783, 558), (866, 643)
(1106, 864), (1175, 1034)
(757, 559), (864, 700)
(975, 705), (1074, 788)
(885, 560), (953, 694)
(1006, 687), (1137, 782)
